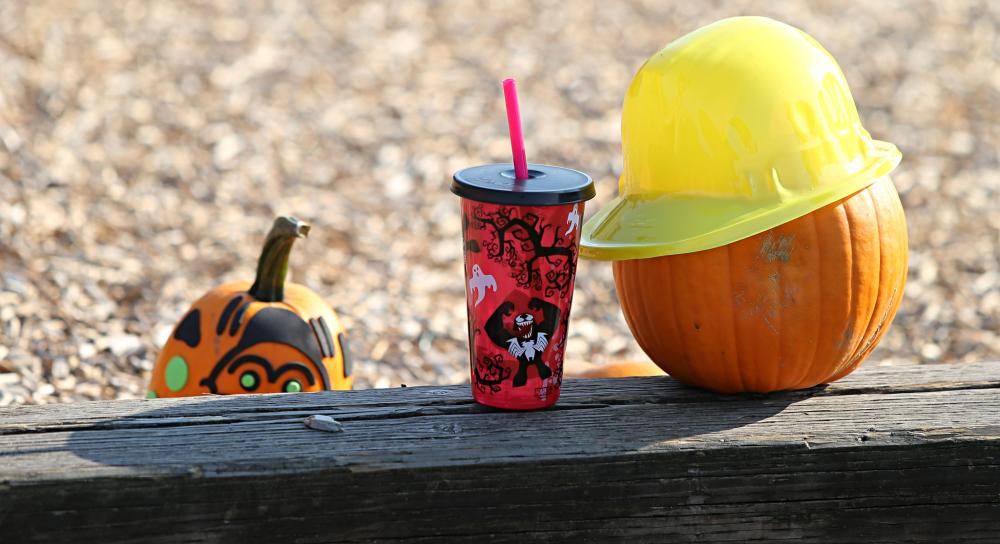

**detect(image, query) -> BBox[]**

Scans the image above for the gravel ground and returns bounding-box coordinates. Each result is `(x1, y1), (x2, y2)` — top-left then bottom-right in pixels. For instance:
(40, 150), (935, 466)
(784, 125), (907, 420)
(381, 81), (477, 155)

(0, 0), (997, 405)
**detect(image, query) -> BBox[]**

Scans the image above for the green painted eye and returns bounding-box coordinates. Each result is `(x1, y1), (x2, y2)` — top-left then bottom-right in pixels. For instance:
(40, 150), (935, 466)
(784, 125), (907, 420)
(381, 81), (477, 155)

(284, 380), (302, 393)
(240, 371), (260, 391)
(165, 356), (188, 392)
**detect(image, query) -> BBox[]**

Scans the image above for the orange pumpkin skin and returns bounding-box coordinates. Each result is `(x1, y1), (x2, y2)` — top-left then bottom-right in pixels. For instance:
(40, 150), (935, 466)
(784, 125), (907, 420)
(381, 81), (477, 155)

(148, 218), (353, 398)
(567, 360), (666, 379)
(613, 177), (908, 393)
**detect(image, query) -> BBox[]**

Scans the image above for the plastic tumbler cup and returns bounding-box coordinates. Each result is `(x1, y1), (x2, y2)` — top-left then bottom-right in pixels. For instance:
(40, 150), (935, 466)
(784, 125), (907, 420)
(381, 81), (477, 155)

(452, 163), (595, 410)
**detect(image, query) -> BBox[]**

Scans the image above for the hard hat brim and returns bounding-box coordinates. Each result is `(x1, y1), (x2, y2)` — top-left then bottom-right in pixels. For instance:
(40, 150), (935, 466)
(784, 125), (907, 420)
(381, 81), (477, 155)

(580, 140), (901, 261)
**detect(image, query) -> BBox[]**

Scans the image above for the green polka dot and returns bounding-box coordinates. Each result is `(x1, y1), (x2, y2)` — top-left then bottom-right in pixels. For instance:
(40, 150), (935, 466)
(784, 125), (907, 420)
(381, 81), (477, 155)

(146, 390), (157, 399)
(284, 380), (302, 393)
(241, 372), (257, 389)
(164, 356), (189, 392)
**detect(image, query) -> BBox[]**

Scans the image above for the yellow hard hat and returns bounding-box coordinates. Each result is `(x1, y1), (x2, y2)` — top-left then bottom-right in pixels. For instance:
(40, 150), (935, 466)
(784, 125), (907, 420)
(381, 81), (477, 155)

(581, 16), (901, 260)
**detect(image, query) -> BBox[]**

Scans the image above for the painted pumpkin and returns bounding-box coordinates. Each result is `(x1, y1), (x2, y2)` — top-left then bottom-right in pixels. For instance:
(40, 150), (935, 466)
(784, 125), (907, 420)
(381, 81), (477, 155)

(148, 216), (353, 398)
(613, 177), (908, 393)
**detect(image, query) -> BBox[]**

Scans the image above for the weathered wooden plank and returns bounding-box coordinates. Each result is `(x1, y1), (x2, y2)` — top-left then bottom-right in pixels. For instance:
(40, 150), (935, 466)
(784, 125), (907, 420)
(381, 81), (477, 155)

(0, 362), (998, 543)
(3, 388), (999, 478)
(1, 361), (996, 434)
(4, 442), (1000, 542)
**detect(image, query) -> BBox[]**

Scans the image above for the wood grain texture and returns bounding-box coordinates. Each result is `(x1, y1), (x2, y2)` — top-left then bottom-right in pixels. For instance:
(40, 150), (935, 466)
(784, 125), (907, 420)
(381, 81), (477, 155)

(1, 361), (998, 543)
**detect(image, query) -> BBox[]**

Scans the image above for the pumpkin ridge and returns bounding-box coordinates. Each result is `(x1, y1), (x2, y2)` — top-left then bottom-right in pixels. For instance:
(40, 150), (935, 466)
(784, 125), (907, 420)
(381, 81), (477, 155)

(851, 184), (894, 375)
(837, 288), (894, 378)
(691, 249), (730, 391)
(624, 263), (663, 382)
(770, 233), (784, 393)
(818, 200), (856, 387)
(791, 211), (825, 389)
(806, 201), (851, 388)
(833, 180), (906, 380)
(637, 266), (671, 381)
(838, 186), (883, 376)
(839, 195), (859, 375)
(621, 259), (683, 386)
(725, 243), (749, 393)
(665, 253), (703, 388)
(781, 210), (817, 389)
(852, 187), (884, 369)
(621, 267), (644, 376)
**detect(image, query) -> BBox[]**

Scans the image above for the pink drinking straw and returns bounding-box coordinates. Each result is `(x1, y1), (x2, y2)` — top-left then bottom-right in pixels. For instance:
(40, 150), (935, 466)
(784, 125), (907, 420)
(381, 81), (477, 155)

(502, 78), (529, 180)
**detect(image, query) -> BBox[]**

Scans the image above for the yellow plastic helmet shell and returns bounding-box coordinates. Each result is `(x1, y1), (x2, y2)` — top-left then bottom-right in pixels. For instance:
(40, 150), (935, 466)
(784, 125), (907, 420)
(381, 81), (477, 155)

(581, 16), (901, 260)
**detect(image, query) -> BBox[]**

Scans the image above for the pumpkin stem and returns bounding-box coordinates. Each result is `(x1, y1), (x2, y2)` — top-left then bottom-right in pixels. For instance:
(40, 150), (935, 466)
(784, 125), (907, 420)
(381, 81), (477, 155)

(248, 216), (311, 302)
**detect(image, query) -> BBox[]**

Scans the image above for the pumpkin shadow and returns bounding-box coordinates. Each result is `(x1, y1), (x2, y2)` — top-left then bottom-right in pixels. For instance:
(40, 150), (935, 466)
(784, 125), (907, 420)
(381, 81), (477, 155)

(554, 375), (825, 443)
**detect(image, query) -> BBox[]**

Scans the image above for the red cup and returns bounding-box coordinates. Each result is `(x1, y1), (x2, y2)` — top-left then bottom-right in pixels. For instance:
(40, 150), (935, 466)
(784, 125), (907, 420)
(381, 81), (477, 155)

(452, 164), (595, 410)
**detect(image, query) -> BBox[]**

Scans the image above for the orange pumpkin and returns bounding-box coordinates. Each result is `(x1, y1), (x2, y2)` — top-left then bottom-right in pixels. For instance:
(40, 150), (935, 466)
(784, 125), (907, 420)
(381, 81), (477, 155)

(148, 216), (353, 398)
(613, 177), (908, 393)
(567, 360), (666, 379)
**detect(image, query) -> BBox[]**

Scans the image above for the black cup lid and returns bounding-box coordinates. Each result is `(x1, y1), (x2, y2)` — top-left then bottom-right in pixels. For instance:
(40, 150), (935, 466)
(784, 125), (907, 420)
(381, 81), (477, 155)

(452, 163), (596, 206)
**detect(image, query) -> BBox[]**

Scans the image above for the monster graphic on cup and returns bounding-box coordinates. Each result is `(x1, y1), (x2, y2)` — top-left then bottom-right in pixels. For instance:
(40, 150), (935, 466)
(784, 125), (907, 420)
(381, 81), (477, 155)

(485, 297), (559, 387)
